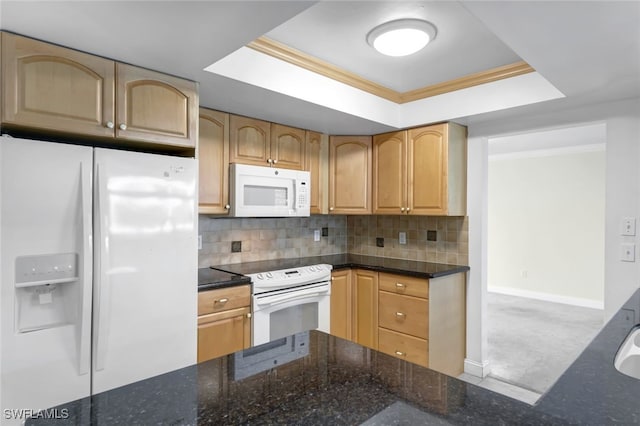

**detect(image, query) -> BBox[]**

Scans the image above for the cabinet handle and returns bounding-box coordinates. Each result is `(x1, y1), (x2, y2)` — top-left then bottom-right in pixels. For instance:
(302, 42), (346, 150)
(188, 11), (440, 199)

(400, 207), (405, 212)
(395, 282), (406, 288)
(246, 312), (252, 319)
(329, 207), (334, 211)
(119, 123), (127, 131)
(267, 158), (273, 164)
(106, 121), (114, 129)
(273, 159), (278, 164)
(215, 298), (228, 304)
(224, 204), (230, 210)
(406, 207), (411, 213)
(395, 351), (406, 356)
(395, 312), (406, 318)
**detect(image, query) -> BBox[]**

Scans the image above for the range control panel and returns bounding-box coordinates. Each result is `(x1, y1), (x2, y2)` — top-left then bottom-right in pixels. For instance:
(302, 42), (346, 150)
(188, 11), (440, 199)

(249, 264), (333, 293)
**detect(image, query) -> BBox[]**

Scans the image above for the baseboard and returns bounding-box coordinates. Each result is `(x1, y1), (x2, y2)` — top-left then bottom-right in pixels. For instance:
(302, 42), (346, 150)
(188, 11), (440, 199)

(464, 358), (491, 378)
(488, 286), (604, 310)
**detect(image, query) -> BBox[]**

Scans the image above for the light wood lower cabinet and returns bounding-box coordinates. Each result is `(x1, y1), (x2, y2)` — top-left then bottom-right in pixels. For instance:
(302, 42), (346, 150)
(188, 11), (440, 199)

(352, 269), (378, 349)
(197, 285), (251, 363)
(330, 269), (352, 340)
(330, 269), (466, 376)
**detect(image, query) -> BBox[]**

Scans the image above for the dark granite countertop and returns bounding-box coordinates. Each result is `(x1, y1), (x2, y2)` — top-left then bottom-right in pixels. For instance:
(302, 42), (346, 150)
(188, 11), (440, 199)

(197, 267), (251, 292)
(30, 288), (640, 425)
(212, 254), (469, 279)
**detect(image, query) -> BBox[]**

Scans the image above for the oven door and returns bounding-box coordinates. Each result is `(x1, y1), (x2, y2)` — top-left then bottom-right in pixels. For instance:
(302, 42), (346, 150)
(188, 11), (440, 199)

(252, 282), (330, 346)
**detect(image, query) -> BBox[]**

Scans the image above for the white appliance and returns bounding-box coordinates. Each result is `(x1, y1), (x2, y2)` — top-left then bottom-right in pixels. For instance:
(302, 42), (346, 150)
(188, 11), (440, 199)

(0, 137), (197, 424)
(229, 163), (310, 217)
(249, 264), (331, 346)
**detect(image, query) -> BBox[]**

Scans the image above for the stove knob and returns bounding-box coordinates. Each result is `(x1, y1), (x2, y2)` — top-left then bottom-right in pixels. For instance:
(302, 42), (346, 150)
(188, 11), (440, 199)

(316, 265), (324, 271)
(266, 272), (273, 278)
(309, 266), (316, 272)
(257, 273), (264, 280)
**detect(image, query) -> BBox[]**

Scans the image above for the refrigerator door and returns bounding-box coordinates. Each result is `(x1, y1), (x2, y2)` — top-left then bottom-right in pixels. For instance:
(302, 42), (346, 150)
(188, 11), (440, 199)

(92, 148), (197, 394)
(0, 138), (93, 421)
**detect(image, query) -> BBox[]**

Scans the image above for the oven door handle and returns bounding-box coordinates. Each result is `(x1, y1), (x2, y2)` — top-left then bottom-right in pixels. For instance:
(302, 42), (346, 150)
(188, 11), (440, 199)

(256, 289), (329, 307)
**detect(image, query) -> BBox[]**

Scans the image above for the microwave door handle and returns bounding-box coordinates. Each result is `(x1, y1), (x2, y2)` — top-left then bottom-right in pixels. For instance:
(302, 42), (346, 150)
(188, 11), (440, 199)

(257, 288), (329, 307)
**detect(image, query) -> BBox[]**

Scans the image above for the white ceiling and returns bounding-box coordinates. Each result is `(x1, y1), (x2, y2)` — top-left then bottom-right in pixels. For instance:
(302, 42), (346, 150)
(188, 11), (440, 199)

(0, 1), (639, 136)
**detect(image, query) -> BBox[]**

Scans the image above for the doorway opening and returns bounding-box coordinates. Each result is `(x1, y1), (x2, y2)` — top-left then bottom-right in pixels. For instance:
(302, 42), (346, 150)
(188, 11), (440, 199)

(484, 123), (606, 402)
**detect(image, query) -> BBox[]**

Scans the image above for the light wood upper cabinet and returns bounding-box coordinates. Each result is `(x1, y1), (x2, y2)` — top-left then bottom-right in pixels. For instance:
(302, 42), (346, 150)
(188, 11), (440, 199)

(1, 32), (115, 138)
(229, 115), (271, 166)
(373, 131), (406, 214)
(305, 131), (324, 214)
(329, 136), (372, 214)
(1, 32), (198, 149)
(372, 123), (467, 216)
(271, 123), (305, 170)
(198, 108), (230, 215)
(408, 123), (467, 216)
(116, 63), (197, 148)
(330, 269), (352, 340)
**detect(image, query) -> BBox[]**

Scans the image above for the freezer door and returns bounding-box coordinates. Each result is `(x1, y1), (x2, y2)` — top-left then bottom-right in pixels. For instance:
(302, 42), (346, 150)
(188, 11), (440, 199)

(0, 137), (93, 421)
(92, 148), (197, 394)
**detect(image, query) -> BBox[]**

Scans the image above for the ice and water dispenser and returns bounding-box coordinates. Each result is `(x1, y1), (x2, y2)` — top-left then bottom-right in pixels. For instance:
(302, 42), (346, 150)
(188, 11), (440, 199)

(14, 253), (80, 332)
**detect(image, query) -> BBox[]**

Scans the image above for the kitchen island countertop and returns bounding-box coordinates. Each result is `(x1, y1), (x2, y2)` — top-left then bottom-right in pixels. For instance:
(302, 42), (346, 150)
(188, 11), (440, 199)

(30, 288), (640, 425)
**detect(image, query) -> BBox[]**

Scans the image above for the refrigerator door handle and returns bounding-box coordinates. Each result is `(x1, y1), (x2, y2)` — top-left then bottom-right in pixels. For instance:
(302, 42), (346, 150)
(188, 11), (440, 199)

(77, 162), (92, 375)
(93, 164), (110, 372)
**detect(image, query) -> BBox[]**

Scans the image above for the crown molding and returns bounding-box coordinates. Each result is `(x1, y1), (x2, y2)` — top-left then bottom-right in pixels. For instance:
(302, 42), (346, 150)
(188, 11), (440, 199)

(247, 36), (534, 105)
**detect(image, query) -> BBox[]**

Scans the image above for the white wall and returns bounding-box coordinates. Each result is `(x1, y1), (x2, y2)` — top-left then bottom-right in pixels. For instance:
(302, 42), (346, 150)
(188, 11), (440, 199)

(488, 148), (606, 308)
(465, 97), (640, 376)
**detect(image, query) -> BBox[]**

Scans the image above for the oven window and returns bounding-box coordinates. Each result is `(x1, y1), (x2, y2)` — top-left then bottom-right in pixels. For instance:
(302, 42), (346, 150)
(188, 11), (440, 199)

(270, 302), (318, 341)
(244, 185), (287, 206)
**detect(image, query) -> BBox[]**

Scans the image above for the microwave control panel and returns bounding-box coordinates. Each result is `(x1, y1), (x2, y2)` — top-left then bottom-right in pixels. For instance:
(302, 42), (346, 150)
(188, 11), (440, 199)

(297, 181), (308, 207)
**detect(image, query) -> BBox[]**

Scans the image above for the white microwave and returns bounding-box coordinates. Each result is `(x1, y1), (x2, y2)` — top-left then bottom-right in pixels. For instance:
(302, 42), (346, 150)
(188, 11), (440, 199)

(229, 163), (310, 217)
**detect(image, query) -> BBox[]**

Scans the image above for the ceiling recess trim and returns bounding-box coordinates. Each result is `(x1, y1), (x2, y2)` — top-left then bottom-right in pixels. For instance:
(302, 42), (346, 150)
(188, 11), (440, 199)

(247, 36), (535, 105)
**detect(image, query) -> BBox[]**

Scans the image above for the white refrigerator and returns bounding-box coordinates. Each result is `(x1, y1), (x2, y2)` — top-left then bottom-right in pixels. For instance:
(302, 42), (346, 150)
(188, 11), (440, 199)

(0, 137), (197, 424)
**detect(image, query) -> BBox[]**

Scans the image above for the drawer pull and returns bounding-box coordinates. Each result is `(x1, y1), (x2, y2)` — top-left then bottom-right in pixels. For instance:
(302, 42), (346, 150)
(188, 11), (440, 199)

(215, 298), (229, 304)
(395, 282), (406, 288)
(395, 351), (406, 356)
(395, 312), (406, 318)
(246, 312), (252, 318)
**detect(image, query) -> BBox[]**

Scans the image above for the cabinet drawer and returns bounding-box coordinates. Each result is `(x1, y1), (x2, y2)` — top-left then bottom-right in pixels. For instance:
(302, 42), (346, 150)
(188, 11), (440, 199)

(378, 327), (428, 368)
(379, 291), (428, 339)
(379, 273), (428, 299)
(198, 307), (250, 362)
(198, 285), (250, 316)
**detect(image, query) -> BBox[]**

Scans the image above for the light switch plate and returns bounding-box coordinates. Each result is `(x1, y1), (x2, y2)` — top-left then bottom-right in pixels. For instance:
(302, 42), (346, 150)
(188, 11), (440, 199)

(314, 229), (321, 242)
(621, 243), (636, 262)
(621, 217), (636, 236)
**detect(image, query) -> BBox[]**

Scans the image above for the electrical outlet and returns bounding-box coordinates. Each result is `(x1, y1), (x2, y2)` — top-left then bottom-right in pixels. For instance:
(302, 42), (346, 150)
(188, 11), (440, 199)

(427, 230), (437, 241)
(198, 235), (202, 250)
(314, 229), (321, 242)
(322, 227), (329, 237)
(621, 243), (635, 262)
(231, 241), (242, 253)
(399, 232), (407, 245)
(376, 237), (384, 248)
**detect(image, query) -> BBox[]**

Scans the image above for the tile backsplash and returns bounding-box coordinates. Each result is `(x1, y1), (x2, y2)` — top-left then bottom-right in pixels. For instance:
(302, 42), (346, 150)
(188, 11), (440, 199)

(198, 215), (468, 268)
(198, 216), (347, 267)
(347, 215), (469, 265)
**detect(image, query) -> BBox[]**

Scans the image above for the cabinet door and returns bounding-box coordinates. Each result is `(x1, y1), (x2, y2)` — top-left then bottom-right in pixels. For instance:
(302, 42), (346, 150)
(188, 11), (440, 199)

(271, 123), (305, 170)
(408, 124), (448, 215)
(373, 131), (406, 215)
(329, 136), (372, 214)
(2, 32), (115, 137)
(305, 131), (324, 214)
(197, 307), (250, 362)
(353, 269), (378, 349)
(199, 108), (230, 215)
(116, 63), (197, 147)
(330, 270), (352, 340)
(229, 115), (271, 166)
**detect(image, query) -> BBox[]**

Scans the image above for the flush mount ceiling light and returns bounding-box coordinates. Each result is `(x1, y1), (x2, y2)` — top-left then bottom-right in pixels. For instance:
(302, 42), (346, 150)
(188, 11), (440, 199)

(366, 19), (437, 57)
